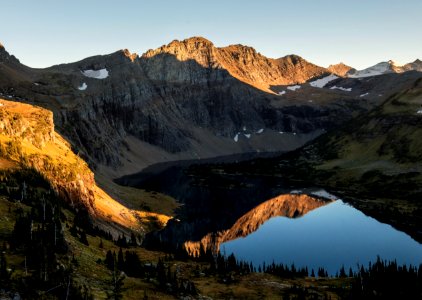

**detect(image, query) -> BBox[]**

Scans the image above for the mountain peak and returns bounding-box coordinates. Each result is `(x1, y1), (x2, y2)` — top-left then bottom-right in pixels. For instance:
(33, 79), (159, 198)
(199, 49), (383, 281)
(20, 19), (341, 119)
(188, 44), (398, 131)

(277, 54), (306, 64)
(328, 62), (354, 77)
(165, 36), (215, 50)
(182, 36), (214, 46)
(121, 48), (138, 61)
(0, 42), (12, 62)
(143, 36), (215, 60)
(223, 43), (258, 53)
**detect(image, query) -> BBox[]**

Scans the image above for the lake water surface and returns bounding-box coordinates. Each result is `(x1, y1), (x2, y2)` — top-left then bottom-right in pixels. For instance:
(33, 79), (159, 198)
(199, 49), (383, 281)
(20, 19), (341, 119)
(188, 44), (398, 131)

(221, 199), (422, 274)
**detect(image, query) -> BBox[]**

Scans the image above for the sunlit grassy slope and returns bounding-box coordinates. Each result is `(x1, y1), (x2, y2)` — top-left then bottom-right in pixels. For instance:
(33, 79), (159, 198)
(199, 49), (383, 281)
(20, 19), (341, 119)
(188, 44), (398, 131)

(303, 77), (422, 196)
(0, 98), (171, 232)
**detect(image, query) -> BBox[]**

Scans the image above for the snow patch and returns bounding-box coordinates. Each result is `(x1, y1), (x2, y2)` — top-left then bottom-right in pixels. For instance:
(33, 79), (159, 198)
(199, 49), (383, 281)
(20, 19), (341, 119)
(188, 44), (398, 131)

(278, 90), (286, 96)
(309, 74), (338, 88)
(243, 126), (246, 131)
(279, 131), (284, 134)
(330, 86), (352, 92)
(78, 82), (88, 91)
(293, 132), (297, 135)
(256, 128), (264, 134)
(234, 133), (239, 142)
(244, 133), (251, 139)
(310, 190), (338, 201)
(417, 109), (422, 114)
(287, 85), (301, 91)
(290, 190), (302, 194)
(82, 68), (109, 79)
(33, 82), (39, 86)
(347, 61), (393, 78)
(360, 93), (369, 97)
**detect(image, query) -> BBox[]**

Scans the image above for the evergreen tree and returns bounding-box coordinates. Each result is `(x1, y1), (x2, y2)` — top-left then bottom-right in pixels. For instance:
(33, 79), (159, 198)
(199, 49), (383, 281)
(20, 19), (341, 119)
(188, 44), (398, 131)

(117, 248), (124, 271)
(107, 256), (125, 300)
(130, 232), (137, 246)
(0, 251), (10, 283)
(80, 231), (89, 246)
(105, 250), (114, 270)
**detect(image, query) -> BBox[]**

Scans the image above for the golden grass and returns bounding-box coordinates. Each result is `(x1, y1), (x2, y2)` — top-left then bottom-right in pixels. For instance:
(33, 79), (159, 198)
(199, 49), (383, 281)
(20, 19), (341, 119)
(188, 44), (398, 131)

(0, 158), (17, 170)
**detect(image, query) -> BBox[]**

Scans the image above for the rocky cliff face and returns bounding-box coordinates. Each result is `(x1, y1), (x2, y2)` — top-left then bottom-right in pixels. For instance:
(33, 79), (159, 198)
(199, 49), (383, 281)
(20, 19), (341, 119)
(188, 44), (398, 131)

(184, 194), (331, 256)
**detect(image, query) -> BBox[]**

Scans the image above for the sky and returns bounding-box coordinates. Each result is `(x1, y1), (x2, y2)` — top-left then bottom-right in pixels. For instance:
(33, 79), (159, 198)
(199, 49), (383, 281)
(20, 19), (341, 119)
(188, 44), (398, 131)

(1, 0), (421, 69)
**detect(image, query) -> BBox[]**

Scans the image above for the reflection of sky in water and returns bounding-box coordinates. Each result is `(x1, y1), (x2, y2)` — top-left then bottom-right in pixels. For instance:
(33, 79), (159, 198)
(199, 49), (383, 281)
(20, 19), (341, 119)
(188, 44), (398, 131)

(221, 200), (422, 274)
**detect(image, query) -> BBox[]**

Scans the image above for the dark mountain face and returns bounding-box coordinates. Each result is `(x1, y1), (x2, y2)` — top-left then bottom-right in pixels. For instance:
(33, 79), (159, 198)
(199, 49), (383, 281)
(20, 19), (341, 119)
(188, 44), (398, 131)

(0, 37), (421, 175)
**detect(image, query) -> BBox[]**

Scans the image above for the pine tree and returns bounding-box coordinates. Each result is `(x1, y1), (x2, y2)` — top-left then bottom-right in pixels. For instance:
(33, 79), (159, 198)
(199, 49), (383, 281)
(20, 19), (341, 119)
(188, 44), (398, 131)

(0, 251), (10, 283)
(107, 259), (125, 300)
(80, 231), (89, 246)
(130, 232), (137, 246)
(105, 250), (114, 270)
(117, 248), (124, 271)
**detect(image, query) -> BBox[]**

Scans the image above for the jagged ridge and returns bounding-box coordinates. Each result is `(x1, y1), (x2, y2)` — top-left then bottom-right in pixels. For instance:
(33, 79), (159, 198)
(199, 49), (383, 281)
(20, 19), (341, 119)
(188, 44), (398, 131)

(143, 37), (328, 92)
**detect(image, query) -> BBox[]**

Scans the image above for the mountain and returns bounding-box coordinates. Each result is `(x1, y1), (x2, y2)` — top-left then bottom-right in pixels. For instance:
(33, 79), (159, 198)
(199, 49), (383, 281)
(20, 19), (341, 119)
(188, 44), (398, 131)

(346, 59), (422, 78)
(346, 60), (398, 78)
(0, 37), (421, 185)
(328, 62), (354, 76)
(0, 38), (378, 176)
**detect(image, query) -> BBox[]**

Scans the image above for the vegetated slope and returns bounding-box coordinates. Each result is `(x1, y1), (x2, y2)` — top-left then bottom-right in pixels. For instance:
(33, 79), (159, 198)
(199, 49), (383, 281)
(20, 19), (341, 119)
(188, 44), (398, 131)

(0, 99), (170, 234)
(297, 77), (422, 198)
(269, 77), (422, 241)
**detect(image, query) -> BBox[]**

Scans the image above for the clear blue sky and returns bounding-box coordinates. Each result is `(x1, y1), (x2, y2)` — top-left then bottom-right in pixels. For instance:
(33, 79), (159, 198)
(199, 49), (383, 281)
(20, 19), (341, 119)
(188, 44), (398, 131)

(2, 0), (421, 69)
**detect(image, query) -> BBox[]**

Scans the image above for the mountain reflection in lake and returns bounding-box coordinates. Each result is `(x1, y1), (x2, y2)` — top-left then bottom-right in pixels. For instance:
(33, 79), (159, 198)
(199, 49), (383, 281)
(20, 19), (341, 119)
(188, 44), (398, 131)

(220, 196), (422, 274)
(183, 193), (333, 256)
